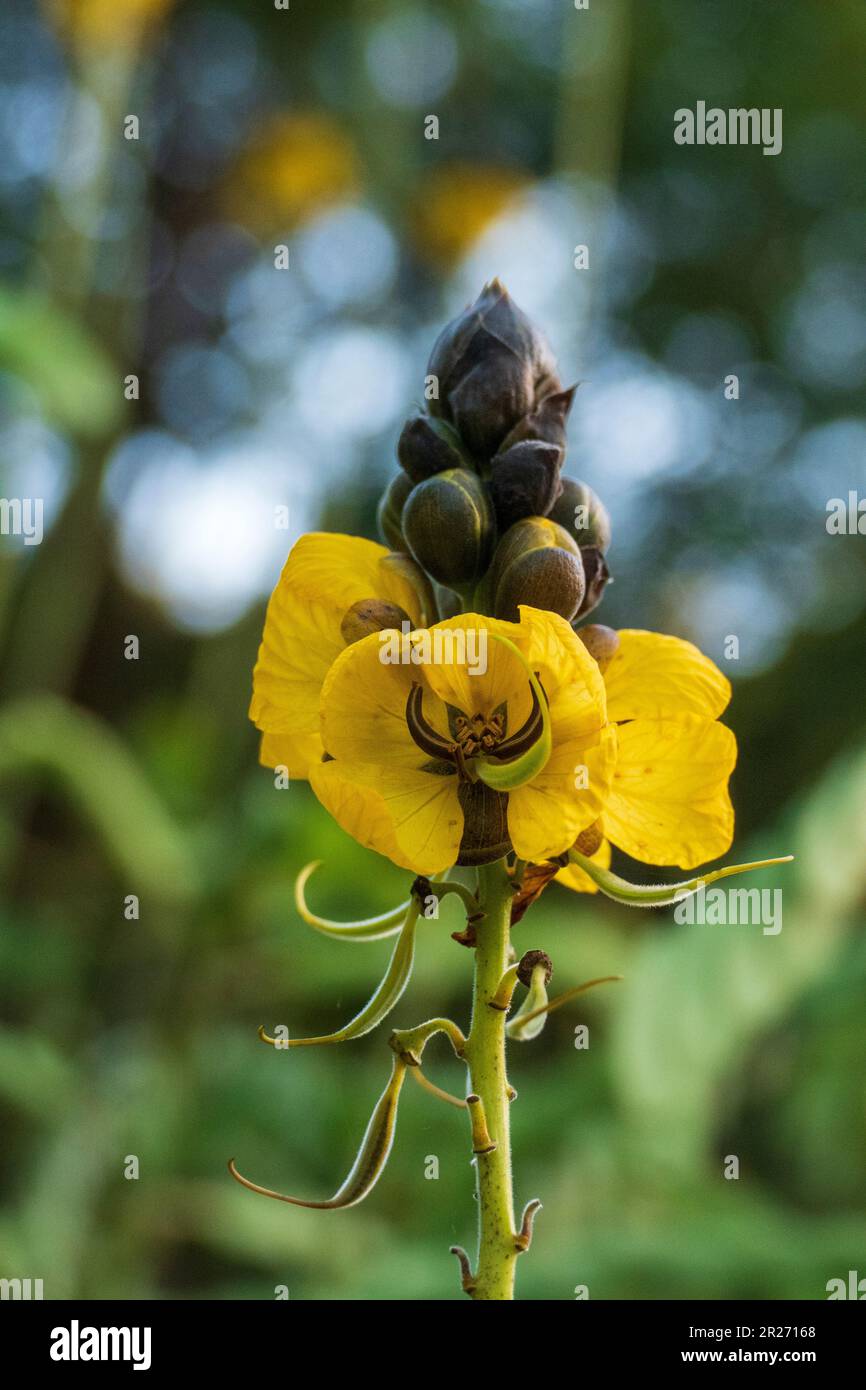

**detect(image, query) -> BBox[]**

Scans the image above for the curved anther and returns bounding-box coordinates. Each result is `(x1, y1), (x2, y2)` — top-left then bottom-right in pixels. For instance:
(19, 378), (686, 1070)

(406, 683), (457, 762)
(492, 678), (546, 760)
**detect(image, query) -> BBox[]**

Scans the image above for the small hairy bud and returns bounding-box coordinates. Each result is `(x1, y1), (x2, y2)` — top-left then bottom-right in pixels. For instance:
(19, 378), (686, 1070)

(575, 546), (611, 618)
(517, 949), (553, 987)
(377, 472), (413, 552)
(549, 477), (612, 554)
(402, 467), (494, 588)
(397, 414), (471, 483)
(497, 385), (577, 455)
(575, 623), (619, 669)
(573, 821), (604, 857)
(489, 440), (563, 532)
(340, 598), (411, 646)
(491, 517), (585, 623)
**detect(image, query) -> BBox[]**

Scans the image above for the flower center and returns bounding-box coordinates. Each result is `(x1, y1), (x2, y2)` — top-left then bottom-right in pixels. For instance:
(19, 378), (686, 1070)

(405, 680), (545, 781)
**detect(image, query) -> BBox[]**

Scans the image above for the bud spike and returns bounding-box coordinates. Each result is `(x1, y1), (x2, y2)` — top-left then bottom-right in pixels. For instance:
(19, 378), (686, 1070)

(228, 1056), (408, 1210)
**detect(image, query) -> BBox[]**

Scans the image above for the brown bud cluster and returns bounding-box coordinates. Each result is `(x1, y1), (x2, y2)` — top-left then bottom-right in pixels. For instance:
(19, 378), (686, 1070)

(373, 280), (613, 630)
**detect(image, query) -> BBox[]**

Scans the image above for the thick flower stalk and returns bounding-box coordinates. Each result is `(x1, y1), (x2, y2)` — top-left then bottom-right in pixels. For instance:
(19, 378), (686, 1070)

(232, 283), (791, 1301)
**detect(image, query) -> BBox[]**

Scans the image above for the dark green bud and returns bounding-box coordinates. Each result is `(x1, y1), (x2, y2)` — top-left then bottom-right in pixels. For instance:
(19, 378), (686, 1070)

(427, 279), (561, 461)
(433, 582), (464, 621)
(548, 477), (612, 553)
(376, 472), (413, 552)
(402, 468), (494, 589)
(491, 517), (585, 624)
(575, 546), (611, 618)
(489, 440), (563, 532)
(497, 385), (577, 455)
(340, 598), (411, 646)
(397, 414), (471, 483)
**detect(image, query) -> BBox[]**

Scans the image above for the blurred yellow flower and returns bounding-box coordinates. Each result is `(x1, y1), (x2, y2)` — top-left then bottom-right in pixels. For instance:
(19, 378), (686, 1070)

(412, 162), (528, 266)
(226, 113), (358, 233)
(44, 0), (175, 47)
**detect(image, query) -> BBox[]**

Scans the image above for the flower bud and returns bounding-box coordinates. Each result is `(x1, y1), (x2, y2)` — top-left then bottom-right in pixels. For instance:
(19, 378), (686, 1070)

(402, 467), (494, 589)
(497, 385), (577, 455)
(427, 280), (560, 461)
(488, 440), (563, 532)
(376, 472), (412, 552)
(340, 598), (411, 646)
(575, 623), (619, 670)
(575, 546), (611, 618)
(491, 517), (585, 623)
(548, 477), (612, 553)
(397, 413), (471, 483)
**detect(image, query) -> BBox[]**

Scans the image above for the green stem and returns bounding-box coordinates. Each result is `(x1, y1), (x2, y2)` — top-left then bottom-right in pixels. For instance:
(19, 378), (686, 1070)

(464, 858), (518, 1300)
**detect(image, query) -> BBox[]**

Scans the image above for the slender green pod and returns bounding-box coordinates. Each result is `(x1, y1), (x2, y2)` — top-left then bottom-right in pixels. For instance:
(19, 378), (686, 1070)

(260, 901), (420, 1046)
(568, 850), (794, 908)
(228, 1055), (408, 1209)
(294, 859), (409, 941)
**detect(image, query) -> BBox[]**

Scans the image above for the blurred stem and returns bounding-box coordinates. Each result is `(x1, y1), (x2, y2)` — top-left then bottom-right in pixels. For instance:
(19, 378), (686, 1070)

(464, 858), (518, 1300)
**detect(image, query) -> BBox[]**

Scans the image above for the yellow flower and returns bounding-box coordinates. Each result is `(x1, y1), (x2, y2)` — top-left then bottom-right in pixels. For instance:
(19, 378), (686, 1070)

(310, 606), (615, 874)
(249, 533), (427, 779)
(226, 113), (358, 233)
(412, 163), (528, 267)
(45, 0), (174, 47)
(559, 630), (736, 892)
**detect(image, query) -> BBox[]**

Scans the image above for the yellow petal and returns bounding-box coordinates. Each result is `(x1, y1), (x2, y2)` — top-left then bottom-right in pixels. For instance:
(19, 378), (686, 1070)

(603, 716), (736, 869)
(319, 629), (450, 768)
(310, 760), (463, 874)
(603, 630), (731, 723)
(508, 723), (617, 862)
(250, 534), (424, 777)
(556, 836), (612, 894)
(418, 613), (532, 727)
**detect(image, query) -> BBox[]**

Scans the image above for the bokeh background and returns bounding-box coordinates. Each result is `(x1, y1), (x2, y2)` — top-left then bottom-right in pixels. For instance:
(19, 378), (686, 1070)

(1, 0), (865, 1300)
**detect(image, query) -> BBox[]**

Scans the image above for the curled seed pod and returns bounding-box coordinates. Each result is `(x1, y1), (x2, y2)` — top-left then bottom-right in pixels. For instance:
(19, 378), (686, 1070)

(488, 440), (563, 532)
(228, 1054), (408, 1210)
(377, 472), (413, 552)
(498, 385), (577, 455)
(506, 961), (552, 1042)
(575, 623), (619, 670)
(427, 280), (561, 460)
(397, 413), (472, 483)
(493, 531), (586, 623)
(295, 859), (413, 941)
(548, 477), (612, 553)
(402, 467), (494, 589)
(567, 849), (794, 908)
(340, 598), (411, 646)
(517, 949), (553, 987)
(575, 545), (611, 618)
(258, 901), (420, 1046)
